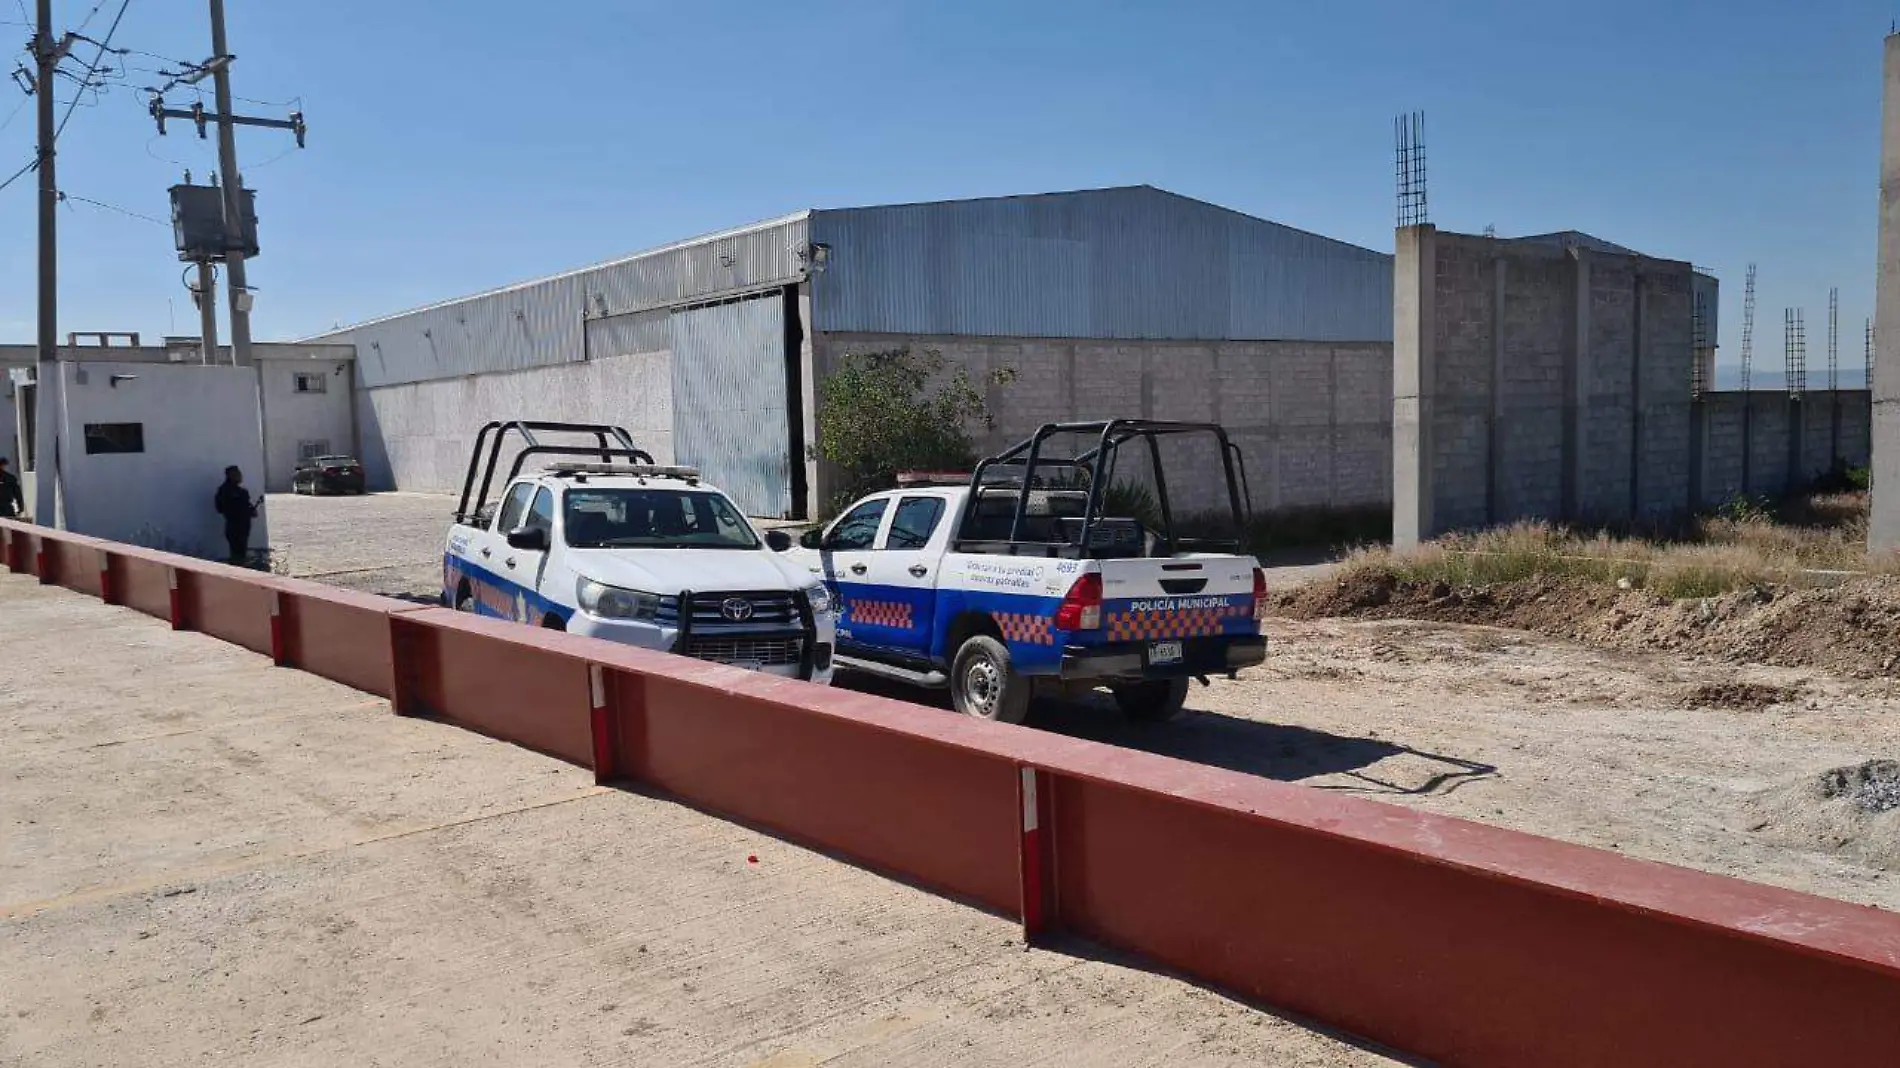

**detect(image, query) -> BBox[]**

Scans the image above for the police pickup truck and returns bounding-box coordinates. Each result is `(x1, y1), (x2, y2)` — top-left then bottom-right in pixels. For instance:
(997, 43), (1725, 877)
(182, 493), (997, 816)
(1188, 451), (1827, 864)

(442, 421), (835, 683)
(782, 420), (1266, 722)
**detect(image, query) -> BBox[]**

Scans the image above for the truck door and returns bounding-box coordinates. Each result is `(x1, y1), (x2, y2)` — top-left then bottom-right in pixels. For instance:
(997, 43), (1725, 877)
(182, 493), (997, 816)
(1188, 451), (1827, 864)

(456, 481), (534, 616)
(857, 494), (947, 661)
(819, 496), (888, 655)
(500, 486), (556, 623)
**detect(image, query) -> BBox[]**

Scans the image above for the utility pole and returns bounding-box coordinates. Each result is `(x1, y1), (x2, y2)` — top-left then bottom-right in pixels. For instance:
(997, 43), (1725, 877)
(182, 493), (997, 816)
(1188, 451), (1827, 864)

(195, 262), (219, 365)
(31, 0), (65, 524)
(207, 0), (250, 369)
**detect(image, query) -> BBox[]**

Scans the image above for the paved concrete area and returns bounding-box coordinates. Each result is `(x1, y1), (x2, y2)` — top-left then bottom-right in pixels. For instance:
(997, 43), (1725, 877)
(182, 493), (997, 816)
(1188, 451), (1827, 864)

(0, 576), (1396, 1067)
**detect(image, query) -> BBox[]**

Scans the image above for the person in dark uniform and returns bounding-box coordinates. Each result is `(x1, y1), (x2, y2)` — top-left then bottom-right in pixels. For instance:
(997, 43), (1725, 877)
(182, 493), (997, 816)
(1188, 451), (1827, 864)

(214, 465), (259, 565)
(0, 457), (22, 519)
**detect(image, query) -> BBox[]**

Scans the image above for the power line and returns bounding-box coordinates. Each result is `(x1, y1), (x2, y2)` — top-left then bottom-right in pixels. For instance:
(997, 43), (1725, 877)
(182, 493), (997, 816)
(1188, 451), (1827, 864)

(54, 0), (130, 140)
(0, 86), (26, 132)
(69, 0), (105, 37)
(58, 189), (165, 226)
(0, 153), (32, 192)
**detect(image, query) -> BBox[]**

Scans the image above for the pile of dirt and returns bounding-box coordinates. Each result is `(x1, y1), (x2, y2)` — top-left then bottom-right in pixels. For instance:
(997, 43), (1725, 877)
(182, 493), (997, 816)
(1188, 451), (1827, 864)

(1680, 681), (1801, 711)
(1276, 572), (1900, 677)
(1746, 760), (1900, 869)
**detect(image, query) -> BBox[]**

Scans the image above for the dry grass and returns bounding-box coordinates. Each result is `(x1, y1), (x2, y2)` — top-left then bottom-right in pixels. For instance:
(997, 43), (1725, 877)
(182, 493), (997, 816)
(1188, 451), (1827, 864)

(1346, 492), (1900, 600)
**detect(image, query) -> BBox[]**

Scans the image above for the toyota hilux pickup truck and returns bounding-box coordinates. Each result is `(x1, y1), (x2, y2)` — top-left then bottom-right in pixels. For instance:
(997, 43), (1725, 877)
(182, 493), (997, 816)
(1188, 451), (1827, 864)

(442, 421), (835, 683)
(781, 420), (1266, 721)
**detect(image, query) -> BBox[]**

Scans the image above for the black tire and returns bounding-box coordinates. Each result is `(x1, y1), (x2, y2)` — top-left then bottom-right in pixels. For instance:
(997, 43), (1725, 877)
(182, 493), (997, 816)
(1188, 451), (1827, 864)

(951, 635), (1031, 725)
(454, 583), (475, 612)
(542, 614), (567, 631)
(1111, 677), (1191, 723)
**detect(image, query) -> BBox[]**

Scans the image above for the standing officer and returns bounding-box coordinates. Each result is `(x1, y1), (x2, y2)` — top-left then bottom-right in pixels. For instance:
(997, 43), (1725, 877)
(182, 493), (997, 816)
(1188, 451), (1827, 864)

(214, 465), (260, 566)
(0, 457), (22, 519)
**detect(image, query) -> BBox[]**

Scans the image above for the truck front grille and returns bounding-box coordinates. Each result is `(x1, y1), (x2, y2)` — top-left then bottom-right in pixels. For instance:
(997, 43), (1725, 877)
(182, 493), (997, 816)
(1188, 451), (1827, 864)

(663, 591), (799, 626)
(685, 636), (803, 667)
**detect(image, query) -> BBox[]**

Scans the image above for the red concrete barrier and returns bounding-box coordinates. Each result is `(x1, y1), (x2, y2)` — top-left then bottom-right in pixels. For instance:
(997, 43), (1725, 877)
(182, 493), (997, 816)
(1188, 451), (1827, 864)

(390, 609), (596, 766)
(115, 554), (174, 621)
(6, 517), (1900, 1067)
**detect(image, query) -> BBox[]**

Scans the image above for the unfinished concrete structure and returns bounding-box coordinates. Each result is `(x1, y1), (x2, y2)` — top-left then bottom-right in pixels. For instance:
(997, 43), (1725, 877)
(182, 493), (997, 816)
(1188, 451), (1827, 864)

(1874, 32), (1900, 553)
(1394, 226), (1865, 548)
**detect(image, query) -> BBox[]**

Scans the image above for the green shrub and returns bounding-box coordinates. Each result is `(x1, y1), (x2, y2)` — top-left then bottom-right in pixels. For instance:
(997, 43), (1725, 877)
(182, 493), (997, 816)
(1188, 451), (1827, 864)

(811, 347), (1014, 506)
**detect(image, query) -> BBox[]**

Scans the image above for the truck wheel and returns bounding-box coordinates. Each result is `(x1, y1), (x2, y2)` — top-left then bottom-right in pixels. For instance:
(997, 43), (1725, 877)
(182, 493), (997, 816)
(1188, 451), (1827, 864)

(454, 583), (475, 612)
(951, 636), (1031, 725)
(1111, 677), (1191, 723)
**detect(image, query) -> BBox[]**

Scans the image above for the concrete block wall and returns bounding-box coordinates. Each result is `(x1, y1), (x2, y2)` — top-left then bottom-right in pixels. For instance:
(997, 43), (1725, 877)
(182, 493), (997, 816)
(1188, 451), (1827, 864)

(1698, 392), (1749, 504)
(1746, 392), (1793, 495)
(1692, 389), (1871, 507)
(817, 332), (1392, 520)
(1394, 226), (1704, 546)
(1495, 255), (1569, 521)
(1638, 272), (1697, 517)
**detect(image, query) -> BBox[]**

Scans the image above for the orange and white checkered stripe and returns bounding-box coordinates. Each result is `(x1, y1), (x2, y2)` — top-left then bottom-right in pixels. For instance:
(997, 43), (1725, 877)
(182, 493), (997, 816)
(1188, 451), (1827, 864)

(1105, 601), (1252, 642)
(845, 598), (913, 629)
(994, 611), (1054, 646)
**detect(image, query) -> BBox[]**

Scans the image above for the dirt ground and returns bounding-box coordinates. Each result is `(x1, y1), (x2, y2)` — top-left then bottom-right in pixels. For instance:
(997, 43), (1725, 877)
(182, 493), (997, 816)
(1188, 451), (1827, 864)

(269, 492), (1900, 914)
(0, 577), (1397, 1067)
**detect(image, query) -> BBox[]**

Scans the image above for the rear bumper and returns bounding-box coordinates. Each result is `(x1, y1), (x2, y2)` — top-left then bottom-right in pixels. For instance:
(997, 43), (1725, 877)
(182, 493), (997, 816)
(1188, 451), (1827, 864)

(1058, 635), (1267, 681)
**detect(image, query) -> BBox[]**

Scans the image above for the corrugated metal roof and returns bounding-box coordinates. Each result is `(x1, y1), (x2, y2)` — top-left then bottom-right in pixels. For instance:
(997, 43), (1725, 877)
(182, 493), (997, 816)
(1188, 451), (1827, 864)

(808, 186), (1392, 342)
(307, 213), (811, 388)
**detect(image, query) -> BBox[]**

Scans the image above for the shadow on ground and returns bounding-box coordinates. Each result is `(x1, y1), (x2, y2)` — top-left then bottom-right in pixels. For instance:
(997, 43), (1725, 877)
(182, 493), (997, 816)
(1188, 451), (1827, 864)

(838, 674), (1494, 796)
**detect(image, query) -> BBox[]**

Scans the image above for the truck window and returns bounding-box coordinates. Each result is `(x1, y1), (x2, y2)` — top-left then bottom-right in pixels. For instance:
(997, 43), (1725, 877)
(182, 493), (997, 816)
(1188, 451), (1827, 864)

(495, 482), (535, 532)
(526, 487), (556, 536)
(561, 488), (759, 549)
(825, 498), (887, 551)
(884, 496), (945, 550)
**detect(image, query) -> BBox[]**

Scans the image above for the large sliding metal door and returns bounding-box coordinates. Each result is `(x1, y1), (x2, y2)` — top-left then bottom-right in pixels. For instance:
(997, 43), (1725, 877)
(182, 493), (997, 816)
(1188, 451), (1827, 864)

(669, 293), (793, 517)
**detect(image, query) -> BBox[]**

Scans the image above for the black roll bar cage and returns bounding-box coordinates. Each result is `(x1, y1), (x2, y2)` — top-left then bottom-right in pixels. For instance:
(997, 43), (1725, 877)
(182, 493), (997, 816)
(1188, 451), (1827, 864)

(958, 419), (1250, 558)
(454, 421), (656, 525)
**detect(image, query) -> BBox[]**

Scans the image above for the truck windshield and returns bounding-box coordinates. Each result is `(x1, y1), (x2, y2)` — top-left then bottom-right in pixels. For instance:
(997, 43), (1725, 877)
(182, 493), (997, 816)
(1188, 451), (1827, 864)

(563, 488), (759, 549)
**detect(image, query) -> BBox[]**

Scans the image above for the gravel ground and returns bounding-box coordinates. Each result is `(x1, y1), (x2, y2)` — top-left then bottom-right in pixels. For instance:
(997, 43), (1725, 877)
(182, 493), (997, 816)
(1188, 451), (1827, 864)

(270, 493), (1900, 912)
(0, 578), (1398, 1068)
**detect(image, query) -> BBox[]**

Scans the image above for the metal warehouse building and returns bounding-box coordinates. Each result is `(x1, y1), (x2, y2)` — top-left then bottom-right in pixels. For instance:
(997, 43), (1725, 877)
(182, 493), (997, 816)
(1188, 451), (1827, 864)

(310, 185), (1395, 519)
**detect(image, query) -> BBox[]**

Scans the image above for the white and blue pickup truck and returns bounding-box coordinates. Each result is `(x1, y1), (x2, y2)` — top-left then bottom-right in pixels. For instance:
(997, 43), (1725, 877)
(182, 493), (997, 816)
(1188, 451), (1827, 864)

(441, 421), (836, 683)
(780, 420), (1267, 722)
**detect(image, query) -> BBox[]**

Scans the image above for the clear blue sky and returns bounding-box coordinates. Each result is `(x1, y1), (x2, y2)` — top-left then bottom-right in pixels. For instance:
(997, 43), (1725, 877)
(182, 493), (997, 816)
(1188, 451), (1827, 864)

(0, 0), (1891, 376)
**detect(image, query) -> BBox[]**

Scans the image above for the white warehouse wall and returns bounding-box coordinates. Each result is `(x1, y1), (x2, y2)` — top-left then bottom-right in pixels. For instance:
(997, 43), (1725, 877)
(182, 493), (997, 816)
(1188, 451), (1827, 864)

(57, 360), (267, 559)
(259, 355), (356, 491)
(355, 347), (673, 494)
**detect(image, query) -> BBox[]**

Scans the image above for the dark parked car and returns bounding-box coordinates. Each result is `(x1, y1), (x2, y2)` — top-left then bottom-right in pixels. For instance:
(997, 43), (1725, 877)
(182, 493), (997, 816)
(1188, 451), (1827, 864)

(292, 455), (366, 495)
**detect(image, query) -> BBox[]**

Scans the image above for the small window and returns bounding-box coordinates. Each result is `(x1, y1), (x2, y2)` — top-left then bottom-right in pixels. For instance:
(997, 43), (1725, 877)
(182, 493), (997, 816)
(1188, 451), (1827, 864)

(824, 498), (887, 551)
(885, 496), (945, 551)
(83, 422), (144, 455)
(526, 488), (556, 536)
(297, 439), (331, 462)
(495, 483), (535, 533)
(293, 372), (327, 394)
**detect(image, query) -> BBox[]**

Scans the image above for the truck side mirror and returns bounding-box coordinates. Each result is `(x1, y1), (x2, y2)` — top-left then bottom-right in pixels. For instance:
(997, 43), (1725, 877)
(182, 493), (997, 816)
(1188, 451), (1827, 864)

(799, 528), (825, 550)
(764, 529), (793, 552)
(506, 526), (549, 552)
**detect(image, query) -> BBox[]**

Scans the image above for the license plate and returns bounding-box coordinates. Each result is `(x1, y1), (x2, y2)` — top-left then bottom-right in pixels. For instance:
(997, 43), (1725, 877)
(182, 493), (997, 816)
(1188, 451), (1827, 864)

(1148, 641), (1183, 666)
(731, 661), (765, 673)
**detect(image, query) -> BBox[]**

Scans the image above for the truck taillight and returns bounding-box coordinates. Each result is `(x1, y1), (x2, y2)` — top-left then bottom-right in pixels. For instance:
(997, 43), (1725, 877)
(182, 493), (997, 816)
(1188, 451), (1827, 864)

(1054, 573), (1102, 631)
(1253, 567), (1267, 599)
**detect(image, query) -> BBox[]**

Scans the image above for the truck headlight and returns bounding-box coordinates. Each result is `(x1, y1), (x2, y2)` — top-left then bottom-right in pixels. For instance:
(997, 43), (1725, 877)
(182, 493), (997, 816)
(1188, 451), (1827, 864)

(577, 578), (663, 620)
(802, 582), (833, 614)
